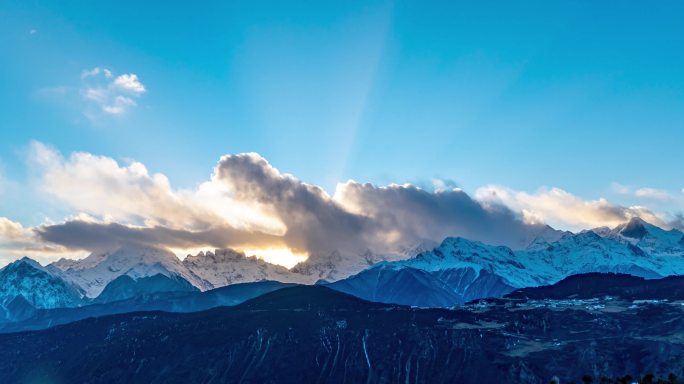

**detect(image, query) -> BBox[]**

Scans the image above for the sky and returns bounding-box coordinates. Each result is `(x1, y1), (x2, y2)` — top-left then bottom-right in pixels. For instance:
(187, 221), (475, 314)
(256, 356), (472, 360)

(1, 1), (683, 266)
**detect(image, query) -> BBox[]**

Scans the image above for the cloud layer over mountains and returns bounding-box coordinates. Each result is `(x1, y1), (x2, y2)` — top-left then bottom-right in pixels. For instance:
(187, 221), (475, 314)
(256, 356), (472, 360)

(1, 142), (681, 267)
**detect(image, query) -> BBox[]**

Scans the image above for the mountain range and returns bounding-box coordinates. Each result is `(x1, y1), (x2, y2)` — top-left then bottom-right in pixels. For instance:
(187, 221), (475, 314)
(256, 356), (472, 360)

(1, 217), (683, 322)
(326, 217), (684, 306)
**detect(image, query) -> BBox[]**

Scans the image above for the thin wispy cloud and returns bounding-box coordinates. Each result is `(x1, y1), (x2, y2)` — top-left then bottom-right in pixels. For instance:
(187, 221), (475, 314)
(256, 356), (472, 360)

(634, 187), (672, 202)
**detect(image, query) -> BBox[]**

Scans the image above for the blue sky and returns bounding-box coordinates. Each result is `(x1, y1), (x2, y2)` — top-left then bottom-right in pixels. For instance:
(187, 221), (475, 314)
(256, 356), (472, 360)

(1, 1), (684, 264)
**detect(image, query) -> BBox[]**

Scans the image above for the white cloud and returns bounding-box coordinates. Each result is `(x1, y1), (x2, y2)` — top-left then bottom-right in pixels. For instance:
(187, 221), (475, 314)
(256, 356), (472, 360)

(0, 217), (26, 242)
(28, 141), (214, 229)
(27, 141), (283, 237)
(113, 74), (145, 94)
(80, 67), (146, 116)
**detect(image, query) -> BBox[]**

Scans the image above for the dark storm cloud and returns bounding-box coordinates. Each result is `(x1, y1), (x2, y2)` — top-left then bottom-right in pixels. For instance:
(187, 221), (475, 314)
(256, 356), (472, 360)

(35, 220), (282, 253)
(214, 153), (374, 254)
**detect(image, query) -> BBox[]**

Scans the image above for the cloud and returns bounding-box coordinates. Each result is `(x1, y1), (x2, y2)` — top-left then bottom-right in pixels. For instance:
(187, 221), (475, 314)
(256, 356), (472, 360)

(0, 217), (77, 266)
(0, 217), (27, 243)
(27, 147), (555, 265)
(80, 67), (146, 116)
(30, 151), (562, 270)
(333, 182), (558, 250)
(12, 143), (684, 268)
(26, 143), (290, 254)
(213, 153), (372, 255)
(611, 183), (676, 202)
(102, 96), (136, 115)
(113, 74), (145, 94)
(35, 221), (281, 254)
(28, 141), (218, 230)
(475, 185), (670, 230)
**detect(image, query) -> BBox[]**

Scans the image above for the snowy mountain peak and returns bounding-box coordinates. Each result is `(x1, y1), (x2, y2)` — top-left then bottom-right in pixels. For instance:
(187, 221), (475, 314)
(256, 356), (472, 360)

(335, 225), (684, 307)
(617, 217), (649, 239)
(592, 217), (684, 256)
(5, 257), (44, 272)
(183, 248), (300, 288)
(0, 257), (83, 312)
(48, 245), (210, 298)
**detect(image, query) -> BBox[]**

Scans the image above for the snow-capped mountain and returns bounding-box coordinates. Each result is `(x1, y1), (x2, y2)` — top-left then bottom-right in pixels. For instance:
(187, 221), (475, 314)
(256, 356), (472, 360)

(182, 249), (303, 288)
(0, 258), (83, 318)
(328, 221), (684, 307)
(327, 238), (529, 306)
(290, 241), (442, 283)
(5, 217), (681, 311)
(49, 245), (211, 298)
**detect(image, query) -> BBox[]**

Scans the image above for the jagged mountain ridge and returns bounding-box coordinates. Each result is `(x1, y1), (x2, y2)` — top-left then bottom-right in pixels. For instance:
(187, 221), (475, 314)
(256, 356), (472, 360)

(5, 217), (683, 312)
(48, 245), (212, 298)
(181, 249), (302, 287)
(593, 216), (684, 256)
(327, 219), (684, 307)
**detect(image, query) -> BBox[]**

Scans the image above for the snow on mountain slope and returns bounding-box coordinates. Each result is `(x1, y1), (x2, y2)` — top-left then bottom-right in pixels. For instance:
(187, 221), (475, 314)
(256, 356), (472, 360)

(0, 258), (83, 314)
(182, 249), (303, 287)
(49, 246), (211, 298)
(290, 240), (442, 283)
(395, 237), (544, 287)
(329, 222), (684, 307)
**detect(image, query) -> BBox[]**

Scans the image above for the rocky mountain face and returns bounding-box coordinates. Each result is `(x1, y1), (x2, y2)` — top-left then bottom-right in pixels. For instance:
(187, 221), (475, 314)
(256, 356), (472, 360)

(1, 283), (683, 383)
